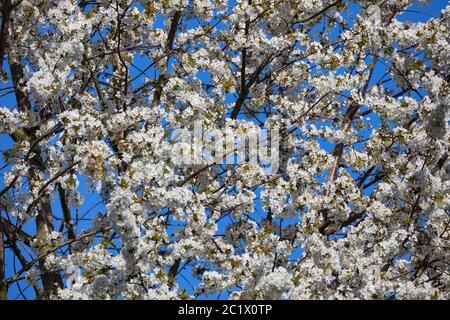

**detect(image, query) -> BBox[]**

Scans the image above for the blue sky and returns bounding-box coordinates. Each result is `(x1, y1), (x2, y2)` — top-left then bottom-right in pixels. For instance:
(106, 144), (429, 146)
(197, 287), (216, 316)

(0, 0), (448, 299)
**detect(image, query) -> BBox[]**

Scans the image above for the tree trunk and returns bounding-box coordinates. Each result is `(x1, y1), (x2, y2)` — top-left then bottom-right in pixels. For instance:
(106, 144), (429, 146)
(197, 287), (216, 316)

(35, 196), (63, 299)
(6, 17), (63, 298)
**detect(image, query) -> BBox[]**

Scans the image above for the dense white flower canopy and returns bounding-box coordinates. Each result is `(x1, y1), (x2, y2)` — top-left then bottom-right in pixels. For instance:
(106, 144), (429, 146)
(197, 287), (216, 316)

(0, 0), (449, 300)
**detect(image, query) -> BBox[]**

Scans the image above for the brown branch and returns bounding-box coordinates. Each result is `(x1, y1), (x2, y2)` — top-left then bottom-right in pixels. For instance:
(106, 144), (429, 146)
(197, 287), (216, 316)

(58, 184), (76, 241)
(319, 209), (366, 236)
(0, 221), (6, 299)
(177, 164), (213, 187)
(168, 258), (181, 289)
(296, 0), (343, 24)
(434, 154), (448, 173)
(91, 70), (107, 110)
(327, 103), (359, 184)
(328, 55), (378, 185)
(151, 10), (181, 108)
(236, 0), (251, 119)
(0, 124), (63, 199)
(8, 47), (32, 113)
(320, 54), (380, 233)
(230, 52), (275, 119)
(0, 217), (33, 247)
(25, 160), (81, 216)
(0, 0), (12, 74)
(7, 227), (111, 286)
(132, 12), (232, 94)
(357, 165), (376, 189)
(3, 229), (41, 297)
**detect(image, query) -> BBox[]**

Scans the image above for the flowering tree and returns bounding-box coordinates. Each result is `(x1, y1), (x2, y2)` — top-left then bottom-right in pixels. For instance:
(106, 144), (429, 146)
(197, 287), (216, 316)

(0, 0), (449, 300)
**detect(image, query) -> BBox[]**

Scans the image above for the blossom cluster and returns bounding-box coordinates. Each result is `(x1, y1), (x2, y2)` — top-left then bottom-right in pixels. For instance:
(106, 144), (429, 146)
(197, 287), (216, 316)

(0, 0), (448, 300)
